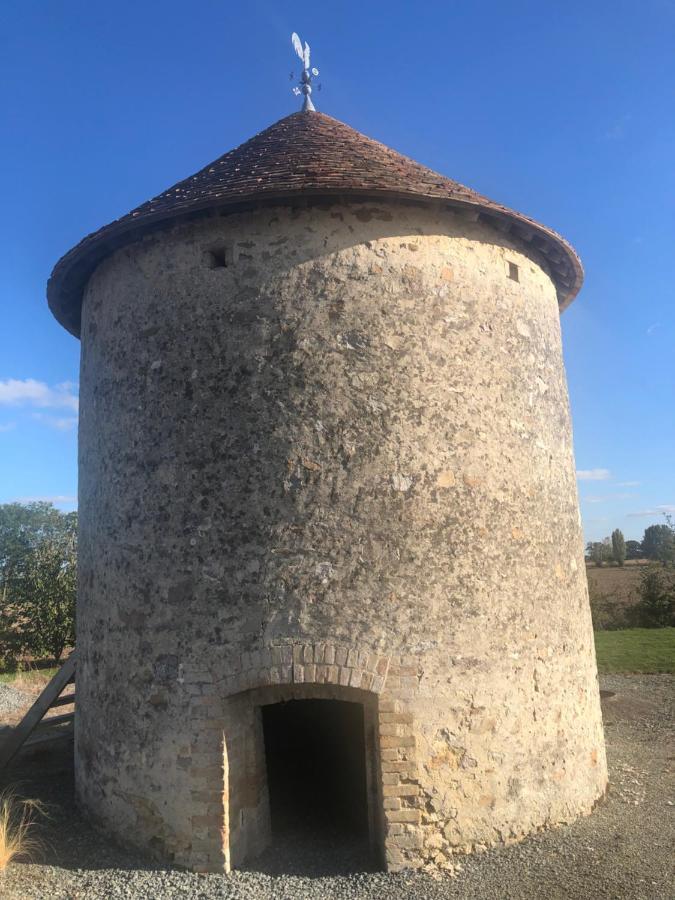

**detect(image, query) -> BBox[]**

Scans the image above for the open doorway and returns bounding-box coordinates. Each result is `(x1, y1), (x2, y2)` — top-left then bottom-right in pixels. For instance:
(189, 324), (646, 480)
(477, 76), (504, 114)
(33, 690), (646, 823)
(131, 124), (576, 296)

(224, 685), (382, 873)
(261, 698), (370, 842)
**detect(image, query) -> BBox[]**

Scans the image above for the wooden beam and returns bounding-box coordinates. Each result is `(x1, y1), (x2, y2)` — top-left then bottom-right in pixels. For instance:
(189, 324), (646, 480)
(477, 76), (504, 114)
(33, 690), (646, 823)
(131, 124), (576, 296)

(39, 712), (75, 728)
(50, 693), (76, 708)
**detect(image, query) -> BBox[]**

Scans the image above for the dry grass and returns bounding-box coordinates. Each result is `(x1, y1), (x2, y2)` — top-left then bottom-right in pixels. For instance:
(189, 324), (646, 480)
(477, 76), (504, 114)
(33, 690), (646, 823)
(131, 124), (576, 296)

(5, 673), (53, 697)
(0, 666), (58, 691)
(0, 790), (47, 871)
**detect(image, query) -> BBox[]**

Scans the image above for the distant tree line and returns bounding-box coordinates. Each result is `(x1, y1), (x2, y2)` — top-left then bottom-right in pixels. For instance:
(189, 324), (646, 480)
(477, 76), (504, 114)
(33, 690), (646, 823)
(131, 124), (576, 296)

(0, 502), (76, 666)
(585, 518), (675, 568)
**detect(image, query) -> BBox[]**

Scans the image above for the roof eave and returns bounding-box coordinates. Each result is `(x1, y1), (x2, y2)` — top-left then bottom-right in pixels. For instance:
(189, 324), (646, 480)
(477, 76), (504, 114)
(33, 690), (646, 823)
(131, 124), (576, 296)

(48, 189), (583, 338)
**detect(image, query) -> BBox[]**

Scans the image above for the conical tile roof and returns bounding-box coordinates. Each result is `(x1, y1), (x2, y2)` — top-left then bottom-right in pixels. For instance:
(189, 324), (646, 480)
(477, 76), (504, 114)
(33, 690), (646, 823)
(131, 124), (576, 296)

(48, 111), (582, 336)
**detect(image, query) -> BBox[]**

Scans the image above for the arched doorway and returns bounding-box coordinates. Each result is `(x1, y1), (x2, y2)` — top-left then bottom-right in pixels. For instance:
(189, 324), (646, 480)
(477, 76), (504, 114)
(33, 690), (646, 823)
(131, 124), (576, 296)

(222, 684), (383, 871)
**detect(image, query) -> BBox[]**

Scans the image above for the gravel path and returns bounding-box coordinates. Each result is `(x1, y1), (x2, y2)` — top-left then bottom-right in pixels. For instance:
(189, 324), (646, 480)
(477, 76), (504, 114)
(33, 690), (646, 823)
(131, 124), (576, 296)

(1, 674), (673, 899)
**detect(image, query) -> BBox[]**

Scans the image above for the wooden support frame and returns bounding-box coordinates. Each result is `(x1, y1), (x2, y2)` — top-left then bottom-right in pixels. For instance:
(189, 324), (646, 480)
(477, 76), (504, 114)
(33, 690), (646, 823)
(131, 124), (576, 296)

(0, 652), (76, 770)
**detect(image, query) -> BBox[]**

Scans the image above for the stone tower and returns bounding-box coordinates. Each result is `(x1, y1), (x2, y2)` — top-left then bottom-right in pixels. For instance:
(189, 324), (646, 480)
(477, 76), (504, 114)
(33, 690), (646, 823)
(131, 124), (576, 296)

(48, 110), (607, 873)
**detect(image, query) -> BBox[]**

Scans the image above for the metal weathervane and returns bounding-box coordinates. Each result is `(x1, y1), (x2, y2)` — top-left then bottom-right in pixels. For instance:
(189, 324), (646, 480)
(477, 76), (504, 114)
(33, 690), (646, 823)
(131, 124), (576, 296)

(290, 32), (320, 111)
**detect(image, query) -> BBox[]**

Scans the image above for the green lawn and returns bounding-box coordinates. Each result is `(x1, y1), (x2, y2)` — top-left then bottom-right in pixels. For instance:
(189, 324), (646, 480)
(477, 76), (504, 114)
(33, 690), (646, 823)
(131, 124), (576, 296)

(594, 627), (675, 674)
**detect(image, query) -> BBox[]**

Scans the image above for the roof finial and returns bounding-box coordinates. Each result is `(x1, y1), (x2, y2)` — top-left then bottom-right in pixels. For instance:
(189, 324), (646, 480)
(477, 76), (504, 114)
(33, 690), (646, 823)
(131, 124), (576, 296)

(291, 32), (319, 112)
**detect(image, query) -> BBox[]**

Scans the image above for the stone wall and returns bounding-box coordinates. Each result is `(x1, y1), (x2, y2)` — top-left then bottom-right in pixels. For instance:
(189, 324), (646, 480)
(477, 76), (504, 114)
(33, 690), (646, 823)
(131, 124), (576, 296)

(75, 200), (607, 871)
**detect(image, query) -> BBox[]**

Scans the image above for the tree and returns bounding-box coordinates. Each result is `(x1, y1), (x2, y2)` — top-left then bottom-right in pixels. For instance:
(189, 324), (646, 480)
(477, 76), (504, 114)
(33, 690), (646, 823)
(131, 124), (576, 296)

(0, 503), (77, 662)
(641, 524), (675, 565)
(1, 503), (63, 598)
(611, 529), (626, 566)
(15, 525), (76, 661)
(625, 540), (643, 560)
(587, 540), (611, 567)
(631, 565), (675, 628)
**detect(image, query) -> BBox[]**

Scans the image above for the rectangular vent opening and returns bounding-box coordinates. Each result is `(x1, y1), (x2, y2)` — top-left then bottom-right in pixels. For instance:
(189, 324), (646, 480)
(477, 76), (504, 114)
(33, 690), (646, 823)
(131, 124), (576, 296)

(207, 246), (231, 269)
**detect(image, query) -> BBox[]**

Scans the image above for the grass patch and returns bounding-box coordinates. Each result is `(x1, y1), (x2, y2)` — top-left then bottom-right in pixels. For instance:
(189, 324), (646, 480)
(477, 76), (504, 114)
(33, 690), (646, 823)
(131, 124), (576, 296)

(0, 667), (58, 687)
(594, 627), (675, 674)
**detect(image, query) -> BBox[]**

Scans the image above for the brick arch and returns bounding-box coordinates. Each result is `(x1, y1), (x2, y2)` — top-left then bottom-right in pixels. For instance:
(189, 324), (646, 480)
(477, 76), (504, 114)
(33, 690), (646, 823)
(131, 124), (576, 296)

(219, 641), (391, 698)
(180, 644), (424, 873)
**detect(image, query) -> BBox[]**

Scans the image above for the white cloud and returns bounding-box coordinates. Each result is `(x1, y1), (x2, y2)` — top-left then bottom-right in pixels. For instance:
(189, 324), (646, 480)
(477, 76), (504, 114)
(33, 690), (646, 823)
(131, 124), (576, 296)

(0, 421), (16, 432)
(627, 505), (675, 518)
(0, 378), (78, 413)
(646, 323), (660, 336)
(576, 469), (611, 481)
(31, 413), (78, 431)
(14, 495), (77, 507)
(615, 481), (641, 487)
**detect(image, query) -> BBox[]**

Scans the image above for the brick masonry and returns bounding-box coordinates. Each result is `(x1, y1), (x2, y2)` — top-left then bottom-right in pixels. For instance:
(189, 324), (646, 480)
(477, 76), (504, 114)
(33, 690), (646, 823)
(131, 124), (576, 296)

(73, 199), (608, 873)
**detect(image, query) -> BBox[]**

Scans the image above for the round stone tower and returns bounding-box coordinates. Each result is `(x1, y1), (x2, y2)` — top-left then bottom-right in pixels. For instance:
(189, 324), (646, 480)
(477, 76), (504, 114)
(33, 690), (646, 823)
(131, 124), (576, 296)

(49, 110), (607, 873)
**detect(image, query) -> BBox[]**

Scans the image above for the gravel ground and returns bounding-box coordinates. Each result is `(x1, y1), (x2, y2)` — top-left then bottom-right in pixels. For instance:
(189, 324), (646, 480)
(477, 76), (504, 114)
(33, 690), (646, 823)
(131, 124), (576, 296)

(0, 674), (673, 899)
(0, 682), (32, 717)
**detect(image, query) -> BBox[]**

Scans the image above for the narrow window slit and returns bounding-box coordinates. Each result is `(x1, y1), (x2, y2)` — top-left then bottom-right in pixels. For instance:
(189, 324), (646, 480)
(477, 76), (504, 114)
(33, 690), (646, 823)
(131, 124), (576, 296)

(508, 261), (519, 282)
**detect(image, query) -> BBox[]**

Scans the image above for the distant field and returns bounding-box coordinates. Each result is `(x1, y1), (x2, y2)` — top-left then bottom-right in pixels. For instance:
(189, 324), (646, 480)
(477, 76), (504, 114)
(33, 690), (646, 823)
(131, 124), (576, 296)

(585, 562), (646, 611)
(594, 628), (675, 674)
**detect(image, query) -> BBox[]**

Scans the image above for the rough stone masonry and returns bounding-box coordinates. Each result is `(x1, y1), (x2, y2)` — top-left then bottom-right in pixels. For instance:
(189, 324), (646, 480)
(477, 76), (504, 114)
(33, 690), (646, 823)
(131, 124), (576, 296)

(48, 110), (607, 873)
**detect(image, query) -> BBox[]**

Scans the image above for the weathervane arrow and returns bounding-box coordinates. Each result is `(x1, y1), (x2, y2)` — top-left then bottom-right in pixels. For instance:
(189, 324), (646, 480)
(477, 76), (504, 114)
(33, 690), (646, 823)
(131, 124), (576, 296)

(291, 32), (319, 111)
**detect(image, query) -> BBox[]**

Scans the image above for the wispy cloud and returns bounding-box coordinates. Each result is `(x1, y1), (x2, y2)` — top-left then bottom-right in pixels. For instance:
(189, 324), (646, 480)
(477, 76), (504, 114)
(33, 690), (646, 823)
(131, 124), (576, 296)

(31, 413), (78, 431)
(646, 323), (660, 336)
(0, 421), (17, 433)
(14, 494), (77, 507)
(577, 468), (611, 481)
(0, 379), (78, 413)
(616, 481), (641, 488)
(583, 492), (636, 504)
(627, 505), (675, 518)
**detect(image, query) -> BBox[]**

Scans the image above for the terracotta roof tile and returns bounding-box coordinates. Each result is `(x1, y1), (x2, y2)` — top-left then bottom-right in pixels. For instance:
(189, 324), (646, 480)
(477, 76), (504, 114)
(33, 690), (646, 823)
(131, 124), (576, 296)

(48, 111), (582, 336)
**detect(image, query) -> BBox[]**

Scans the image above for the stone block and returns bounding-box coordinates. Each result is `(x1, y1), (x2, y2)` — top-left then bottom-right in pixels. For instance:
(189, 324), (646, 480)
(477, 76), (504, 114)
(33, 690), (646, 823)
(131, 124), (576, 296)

(350, 668), (364, 687)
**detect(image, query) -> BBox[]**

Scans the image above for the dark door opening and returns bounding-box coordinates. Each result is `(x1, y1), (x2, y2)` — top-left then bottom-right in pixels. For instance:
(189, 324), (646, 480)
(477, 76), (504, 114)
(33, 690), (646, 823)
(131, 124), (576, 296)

(261, 698), (370, 841)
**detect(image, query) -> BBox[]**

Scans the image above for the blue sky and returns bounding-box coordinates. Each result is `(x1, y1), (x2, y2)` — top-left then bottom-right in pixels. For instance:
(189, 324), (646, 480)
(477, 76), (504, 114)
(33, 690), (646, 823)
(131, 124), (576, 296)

(1, 0), (673, 542)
